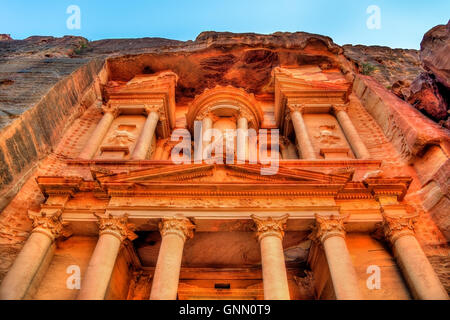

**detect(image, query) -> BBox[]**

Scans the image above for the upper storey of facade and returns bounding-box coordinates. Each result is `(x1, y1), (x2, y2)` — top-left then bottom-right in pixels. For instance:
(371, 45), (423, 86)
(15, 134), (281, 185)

(73, 65), (376, 165)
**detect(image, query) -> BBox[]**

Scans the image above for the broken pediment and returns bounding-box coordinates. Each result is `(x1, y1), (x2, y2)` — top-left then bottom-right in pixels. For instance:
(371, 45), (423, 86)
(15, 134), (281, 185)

(273, 67), (351, 127)
(105, 71), (178, 138)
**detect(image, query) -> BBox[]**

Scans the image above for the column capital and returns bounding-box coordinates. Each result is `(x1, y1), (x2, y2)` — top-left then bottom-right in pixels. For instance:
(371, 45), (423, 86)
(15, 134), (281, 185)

(382, 213), (418, 245)
(287, 103), (307, 114)
(237, 108), (253, 122)
(101, 104), (120, 118)
(96, 214), (138, 242)
(310, 214), (348, 244)
(331, 104), (348, 114)
(29, 210), (72, 241)
(196, 109), (217, 122)
(159, 217), (195, 242)
(144, 104), (164, 117)
(251, 214), (289, 242)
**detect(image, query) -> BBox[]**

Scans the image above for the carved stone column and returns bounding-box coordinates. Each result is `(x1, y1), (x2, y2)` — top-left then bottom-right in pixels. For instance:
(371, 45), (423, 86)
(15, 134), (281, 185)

(77, 215), (137, 300)
(251, 215), (290, 300)
(152, 139), (166, 160)
(150, 217), (195, 300)
(79, 105), (119, 159)
(310, 214), (363, 300)
(332, 105), (370, 159)
(236, 112), (249, 162)
(288, 105), (316, 159)
(131, 106), (160, 160)
(0, 211), (70, 300)
(161, 140), (178, 161)
(202, 115), (214, 161)
(382, 213), (449, 300)
(194, 114), (214, 162)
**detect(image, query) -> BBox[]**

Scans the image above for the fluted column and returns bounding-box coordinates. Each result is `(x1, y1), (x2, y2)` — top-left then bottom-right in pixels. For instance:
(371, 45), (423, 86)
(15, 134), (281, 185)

(251, 215), (290, 300)
(131, 106), (160, 160)
(310, 214), (362, 300)
(332, 105), (370, 159)
(236, 113), (249, 162)
(79, 105), (119, 159)
(288, 105), (316, 159)
(150, 217), (195, 300)
(382, 213), (449, 300)
(77, 215), (136, 300)
(0, 211), (70, 300)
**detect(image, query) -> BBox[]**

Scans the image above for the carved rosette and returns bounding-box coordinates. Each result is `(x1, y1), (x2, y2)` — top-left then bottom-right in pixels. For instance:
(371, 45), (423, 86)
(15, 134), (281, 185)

(251, 214), (289, 242)
(382, 213), (417, 245)
(159, 217), (195, 242)
(97, 214), (138, 242)
(29, 210), (72, 241)
(310, 214), (348, 244)
(101, 104), (120, 118)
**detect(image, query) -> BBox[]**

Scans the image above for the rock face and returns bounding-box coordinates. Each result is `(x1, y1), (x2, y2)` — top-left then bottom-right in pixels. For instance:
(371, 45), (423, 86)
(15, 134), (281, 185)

(0, 35), (12, 41)
(421, 21), (450, 89)
(343, 45), (423, 89)
(391, 21), (450, 128)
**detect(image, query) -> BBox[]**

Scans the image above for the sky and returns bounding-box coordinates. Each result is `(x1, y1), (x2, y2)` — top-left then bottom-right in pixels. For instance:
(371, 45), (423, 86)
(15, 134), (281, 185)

(0, 0), (449, 49)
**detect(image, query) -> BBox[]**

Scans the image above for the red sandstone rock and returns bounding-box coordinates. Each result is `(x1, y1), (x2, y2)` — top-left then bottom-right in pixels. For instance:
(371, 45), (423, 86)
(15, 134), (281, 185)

(0, 34), (12, 41)
(407, 73), (447, 121)
(421, 21), (450, 89)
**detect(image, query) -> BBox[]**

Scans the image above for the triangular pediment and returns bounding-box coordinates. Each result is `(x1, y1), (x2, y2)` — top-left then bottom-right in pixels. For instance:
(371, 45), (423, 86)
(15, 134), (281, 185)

(97, 163), (351, 185)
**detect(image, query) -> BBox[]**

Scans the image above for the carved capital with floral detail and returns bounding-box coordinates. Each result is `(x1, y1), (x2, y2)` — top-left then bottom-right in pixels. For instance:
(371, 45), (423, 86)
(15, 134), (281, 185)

(159, 216), (195, 242)
(251, 214), (289, 242)
(310, 214), (348, 244)
(287, 104), (307, 114)
(331, 105), (348, 115)
(29, 210), (72, 241)
(101, 104), (120, 118)
(237, 108), (254, 123)
(382, 213), (418, 245)
(144, 104), (164, 118)
(96, 214), (138, 242)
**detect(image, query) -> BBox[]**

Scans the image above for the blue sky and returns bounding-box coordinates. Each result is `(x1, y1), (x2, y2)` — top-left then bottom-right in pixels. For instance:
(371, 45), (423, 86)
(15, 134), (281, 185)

(1, 0), (449, 49)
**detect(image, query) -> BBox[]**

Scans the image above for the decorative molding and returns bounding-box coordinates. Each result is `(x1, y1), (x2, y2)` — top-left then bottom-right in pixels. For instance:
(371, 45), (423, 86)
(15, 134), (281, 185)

(96, 214), (138, 242)
(251, 214), (289, 242)
(381, 213), (418, 245)
(159, 216), (195, 242)
(310, 213), (348, 244)
(29, 210), (72, 241)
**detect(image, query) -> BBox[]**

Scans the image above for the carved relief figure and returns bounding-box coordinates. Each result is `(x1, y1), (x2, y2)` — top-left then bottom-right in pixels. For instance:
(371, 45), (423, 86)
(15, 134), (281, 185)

(314, 125), (341, 146)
